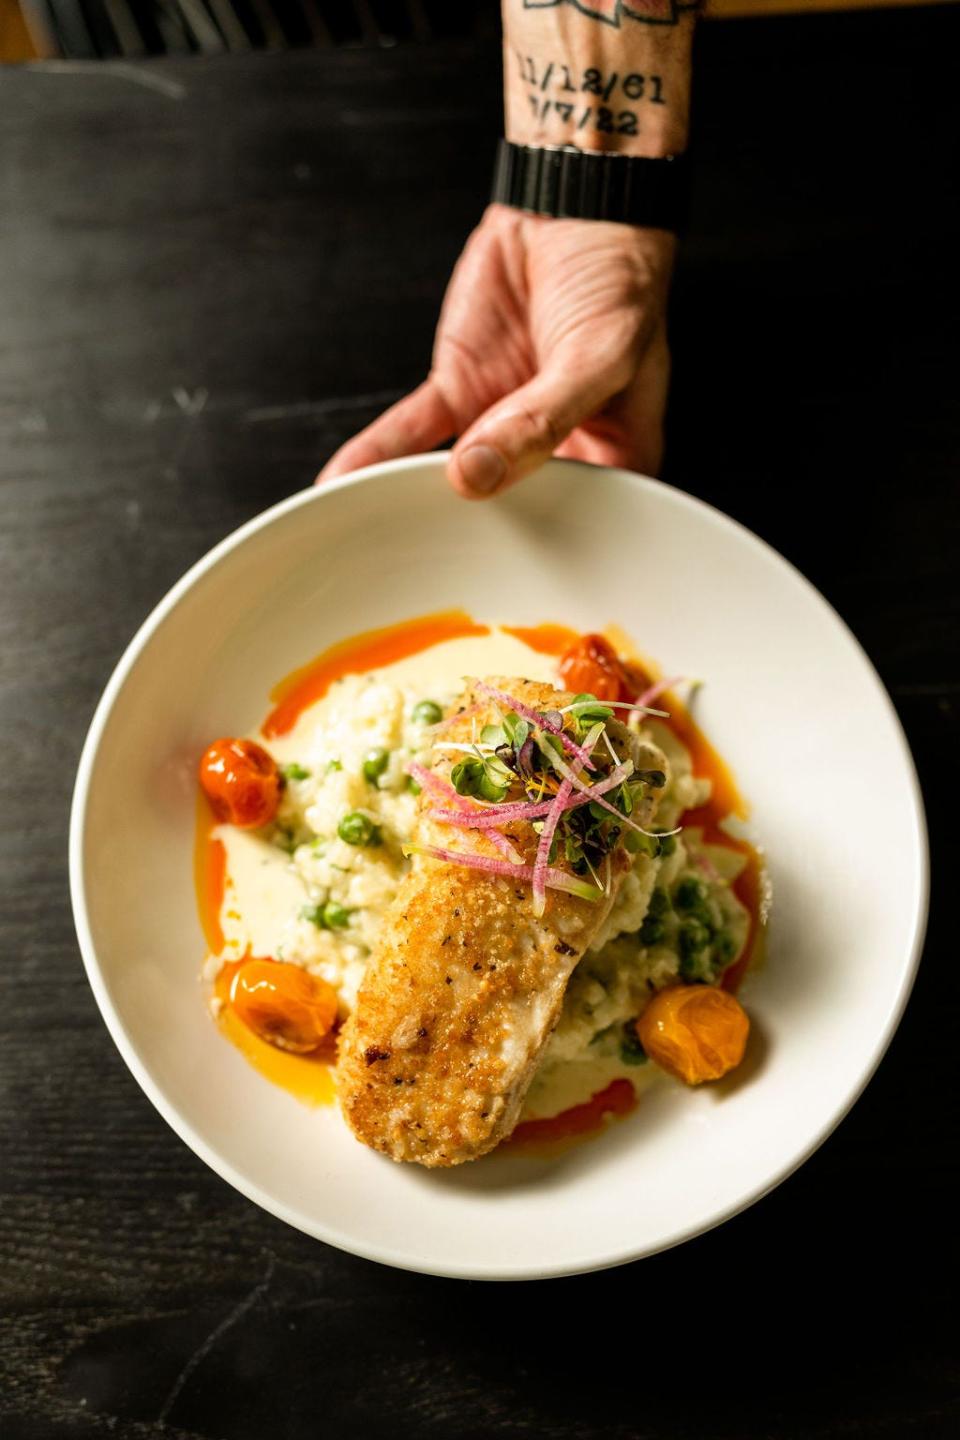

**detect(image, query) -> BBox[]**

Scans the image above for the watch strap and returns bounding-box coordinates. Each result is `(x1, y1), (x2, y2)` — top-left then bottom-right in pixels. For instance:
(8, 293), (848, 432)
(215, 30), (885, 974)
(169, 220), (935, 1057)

(492, 139), (689, 232)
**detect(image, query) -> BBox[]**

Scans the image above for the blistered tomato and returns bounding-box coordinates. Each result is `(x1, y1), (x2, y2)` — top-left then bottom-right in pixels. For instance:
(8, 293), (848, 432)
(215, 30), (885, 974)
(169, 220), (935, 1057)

(558, 634), (634, 703)
(229, 959), (338, 1054)
(199, 738), (281, 828)
(636, 985), (749, 1085)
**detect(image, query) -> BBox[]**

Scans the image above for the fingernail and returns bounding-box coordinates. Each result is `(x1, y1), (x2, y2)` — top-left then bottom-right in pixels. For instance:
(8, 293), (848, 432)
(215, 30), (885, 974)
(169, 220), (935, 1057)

(458, 445), (506, 496)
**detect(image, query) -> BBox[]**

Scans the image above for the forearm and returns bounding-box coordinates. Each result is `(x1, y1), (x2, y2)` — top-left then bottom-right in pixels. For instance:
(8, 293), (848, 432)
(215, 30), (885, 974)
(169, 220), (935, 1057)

(502, 0), (698, 159)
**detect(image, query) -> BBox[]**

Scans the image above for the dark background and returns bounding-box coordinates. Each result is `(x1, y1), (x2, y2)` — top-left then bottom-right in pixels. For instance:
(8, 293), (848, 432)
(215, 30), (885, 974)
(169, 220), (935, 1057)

(1, 6), (958, 1438)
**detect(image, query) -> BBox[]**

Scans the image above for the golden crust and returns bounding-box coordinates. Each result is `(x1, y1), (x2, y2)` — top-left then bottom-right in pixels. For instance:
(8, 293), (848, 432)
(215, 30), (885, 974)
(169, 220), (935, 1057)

(336, 678), (666, 1167)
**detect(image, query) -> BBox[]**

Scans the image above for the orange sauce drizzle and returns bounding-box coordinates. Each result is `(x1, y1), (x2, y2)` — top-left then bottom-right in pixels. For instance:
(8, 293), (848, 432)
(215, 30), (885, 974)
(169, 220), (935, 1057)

(501, 622), (580, 657)
(195, 612), (766, 1136)
(262, 609), (490, 738)
(213, 959), (337, 1106)
(194, 795), (226, 954)
(507, 1079), (637, 1150)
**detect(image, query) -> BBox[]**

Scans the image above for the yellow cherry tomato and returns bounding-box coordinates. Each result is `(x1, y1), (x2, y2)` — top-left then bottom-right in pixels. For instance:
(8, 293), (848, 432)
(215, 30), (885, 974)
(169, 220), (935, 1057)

(637, 984), (749, 1085)
(229, 958), (337, 1054)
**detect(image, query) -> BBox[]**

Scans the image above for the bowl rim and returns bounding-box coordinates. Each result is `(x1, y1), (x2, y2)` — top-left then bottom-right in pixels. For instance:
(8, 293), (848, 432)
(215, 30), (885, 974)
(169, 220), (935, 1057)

(69, 454), (930, 1280)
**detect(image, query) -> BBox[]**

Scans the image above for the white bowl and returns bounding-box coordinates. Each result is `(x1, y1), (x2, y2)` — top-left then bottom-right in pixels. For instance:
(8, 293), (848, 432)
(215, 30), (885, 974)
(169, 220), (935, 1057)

(70, 455), (928, 1280)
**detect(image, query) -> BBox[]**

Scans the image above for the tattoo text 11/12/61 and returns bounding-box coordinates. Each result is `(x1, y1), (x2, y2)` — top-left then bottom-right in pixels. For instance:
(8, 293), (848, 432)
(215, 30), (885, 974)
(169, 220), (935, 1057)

(522, 0), (699, 27)
(515, 52), (666, 105)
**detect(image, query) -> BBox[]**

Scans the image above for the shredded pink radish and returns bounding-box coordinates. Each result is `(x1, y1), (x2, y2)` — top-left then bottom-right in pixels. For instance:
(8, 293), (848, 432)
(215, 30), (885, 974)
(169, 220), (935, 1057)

(405, 761), (522, 862)
(472, 680), (597, 771)
(532, 778), (573, 918)
(428, 799), (555, 827)
(487, 829), (524, 864)
(545, 745), (680, 840)
(402, 843), (602, 902)
(634, 675), (684, 710)
(425, 700), (484, 734)
(405, 761), (478, 812)
(426, 761), (634, 830)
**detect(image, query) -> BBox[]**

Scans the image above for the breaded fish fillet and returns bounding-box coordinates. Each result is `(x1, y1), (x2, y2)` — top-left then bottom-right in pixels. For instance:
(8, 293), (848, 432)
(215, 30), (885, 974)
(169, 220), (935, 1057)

(337, 678), (668, 1167)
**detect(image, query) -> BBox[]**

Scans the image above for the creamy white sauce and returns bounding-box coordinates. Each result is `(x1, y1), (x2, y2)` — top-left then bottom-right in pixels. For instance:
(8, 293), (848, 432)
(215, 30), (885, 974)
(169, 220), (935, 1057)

(267, 630), (557, 765)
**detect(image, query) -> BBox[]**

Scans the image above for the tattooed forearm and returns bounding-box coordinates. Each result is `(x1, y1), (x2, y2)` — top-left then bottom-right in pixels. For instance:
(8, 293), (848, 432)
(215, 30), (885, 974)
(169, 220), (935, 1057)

(505, 0), (697, 157)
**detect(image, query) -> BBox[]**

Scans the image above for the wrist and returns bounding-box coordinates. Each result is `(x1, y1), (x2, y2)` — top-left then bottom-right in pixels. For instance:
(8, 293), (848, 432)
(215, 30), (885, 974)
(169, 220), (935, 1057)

(501, 2), (696, 159)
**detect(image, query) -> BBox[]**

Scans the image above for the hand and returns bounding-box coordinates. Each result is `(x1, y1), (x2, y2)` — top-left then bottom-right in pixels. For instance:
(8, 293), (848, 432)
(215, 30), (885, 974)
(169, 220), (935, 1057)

(317, 203), (675, 499)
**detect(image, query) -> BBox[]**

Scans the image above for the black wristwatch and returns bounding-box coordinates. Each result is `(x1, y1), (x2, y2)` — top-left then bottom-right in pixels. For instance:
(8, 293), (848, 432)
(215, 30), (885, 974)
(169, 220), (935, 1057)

(492, 139), (689, 232)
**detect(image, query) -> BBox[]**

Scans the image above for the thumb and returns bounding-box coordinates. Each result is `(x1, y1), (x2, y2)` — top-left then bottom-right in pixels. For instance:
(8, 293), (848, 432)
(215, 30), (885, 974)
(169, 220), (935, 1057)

(447, 353), (623, 499)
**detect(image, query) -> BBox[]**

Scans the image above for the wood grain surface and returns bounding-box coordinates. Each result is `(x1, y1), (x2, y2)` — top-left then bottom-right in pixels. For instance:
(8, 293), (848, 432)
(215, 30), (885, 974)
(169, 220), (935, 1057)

(1, 9), (958, 1439)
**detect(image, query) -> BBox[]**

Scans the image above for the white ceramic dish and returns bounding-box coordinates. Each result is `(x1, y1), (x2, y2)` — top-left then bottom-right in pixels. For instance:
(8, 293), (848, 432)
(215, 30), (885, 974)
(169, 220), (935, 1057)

(69, 455), (928, 1280)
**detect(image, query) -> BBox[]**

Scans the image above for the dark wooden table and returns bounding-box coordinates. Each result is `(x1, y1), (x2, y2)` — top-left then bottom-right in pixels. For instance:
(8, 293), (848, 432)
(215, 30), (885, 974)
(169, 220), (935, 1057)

(2, 9), (958, 1438)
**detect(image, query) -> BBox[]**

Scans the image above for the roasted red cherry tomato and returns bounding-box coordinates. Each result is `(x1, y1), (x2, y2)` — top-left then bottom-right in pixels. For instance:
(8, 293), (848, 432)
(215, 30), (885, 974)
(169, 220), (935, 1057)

(558, 634), (634, 703)
(199, 737), (281, 829)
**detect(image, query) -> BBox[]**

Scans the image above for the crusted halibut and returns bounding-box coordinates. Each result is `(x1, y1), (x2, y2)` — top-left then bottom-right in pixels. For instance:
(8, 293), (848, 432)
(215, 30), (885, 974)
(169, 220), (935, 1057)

(336, 679), (667, 1166)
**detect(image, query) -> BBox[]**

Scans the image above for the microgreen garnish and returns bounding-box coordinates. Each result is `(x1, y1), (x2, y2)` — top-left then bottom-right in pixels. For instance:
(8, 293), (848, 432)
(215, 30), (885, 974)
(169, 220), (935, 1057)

(451, 753), (513, 804)
(422, 681), (683, 910)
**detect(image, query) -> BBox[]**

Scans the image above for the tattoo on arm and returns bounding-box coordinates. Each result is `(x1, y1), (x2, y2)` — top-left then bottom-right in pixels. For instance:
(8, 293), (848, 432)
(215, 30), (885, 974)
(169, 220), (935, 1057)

(523, 0), (699, 26)
(515, 52), (665, 140)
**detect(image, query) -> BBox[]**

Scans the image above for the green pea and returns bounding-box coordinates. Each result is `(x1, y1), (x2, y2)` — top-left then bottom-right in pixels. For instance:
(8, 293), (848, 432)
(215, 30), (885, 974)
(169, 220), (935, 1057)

(322, 900), (351, 929)
(679, 918), (711, 959)
(675, 877), (707, 913)
(639, 915), (665, 946)
(648, 887), (670, 918)
(301, 903), (326, 929)
(282, 762), (311, 782)
(327, 758), (343, 773)
(406, 776), (422, 796)
(338, 811), (381, 847)
(362, 748), (389, 785)
(715, 932), (738, 964)
(619, 1023), (648, 1066)
(412, 700), (443, 725)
